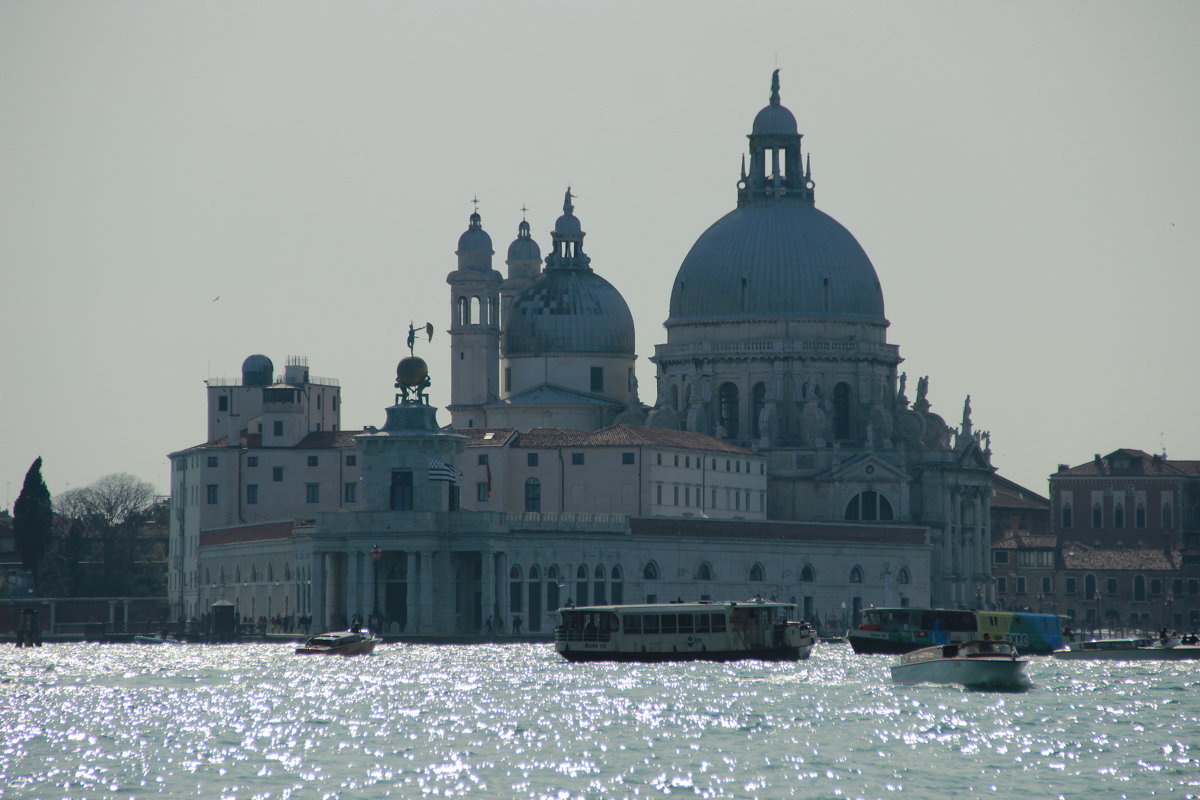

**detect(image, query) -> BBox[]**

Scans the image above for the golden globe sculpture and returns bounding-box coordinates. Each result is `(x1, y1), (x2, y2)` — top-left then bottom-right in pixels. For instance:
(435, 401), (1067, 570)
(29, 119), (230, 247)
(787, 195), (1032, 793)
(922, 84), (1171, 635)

(396, 356), (429, 388)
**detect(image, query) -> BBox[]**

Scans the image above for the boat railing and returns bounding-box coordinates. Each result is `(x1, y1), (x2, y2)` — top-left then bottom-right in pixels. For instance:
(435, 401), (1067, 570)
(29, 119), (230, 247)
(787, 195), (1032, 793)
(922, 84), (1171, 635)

(555, 628), (613, 644)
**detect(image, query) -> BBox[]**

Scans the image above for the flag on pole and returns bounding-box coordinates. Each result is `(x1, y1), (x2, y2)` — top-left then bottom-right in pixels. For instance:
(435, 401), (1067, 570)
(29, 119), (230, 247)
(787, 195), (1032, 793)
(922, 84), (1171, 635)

(428, 459), (459, 483)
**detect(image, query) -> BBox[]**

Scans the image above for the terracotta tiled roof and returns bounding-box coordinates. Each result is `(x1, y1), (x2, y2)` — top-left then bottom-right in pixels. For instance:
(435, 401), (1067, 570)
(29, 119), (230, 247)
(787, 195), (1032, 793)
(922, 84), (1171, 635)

(457, 428), (519, 446)
(628, 516), (927, 545)
(516, 424), (754, 454)
(1061, 543), (1178, 571)
(1055, 448), (1197, 477)
(990, 474), (1049, 510)
(992, 531), (1057, 550)
(200, 521), (295, 546)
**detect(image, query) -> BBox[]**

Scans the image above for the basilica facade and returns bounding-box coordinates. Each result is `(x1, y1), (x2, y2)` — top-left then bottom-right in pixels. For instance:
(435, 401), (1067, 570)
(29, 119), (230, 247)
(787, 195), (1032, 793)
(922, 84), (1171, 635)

(167, 73), (992, 635)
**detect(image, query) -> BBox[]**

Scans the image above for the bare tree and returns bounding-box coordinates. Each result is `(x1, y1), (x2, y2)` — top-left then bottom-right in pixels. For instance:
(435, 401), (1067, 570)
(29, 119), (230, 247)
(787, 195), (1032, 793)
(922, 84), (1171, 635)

(53, 473), (163, 596)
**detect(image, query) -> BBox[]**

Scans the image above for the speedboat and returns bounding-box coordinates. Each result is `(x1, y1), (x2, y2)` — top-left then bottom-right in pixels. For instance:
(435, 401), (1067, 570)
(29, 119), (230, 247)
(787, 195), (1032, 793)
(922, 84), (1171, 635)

(1052, 637), (1200, 661)
(891, 639), (1029, 691)
(295, 630), (381, 655)
(133, 634), (183, 644)
(555, 598), (817, 662)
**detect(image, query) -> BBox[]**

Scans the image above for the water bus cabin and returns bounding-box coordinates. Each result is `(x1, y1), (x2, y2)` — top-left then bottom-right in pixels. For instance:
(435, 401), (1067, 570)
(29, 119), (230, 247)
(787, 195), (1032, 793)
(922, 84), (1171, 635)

(849, 608), (1064, 655)
(554, 599), (816, 662)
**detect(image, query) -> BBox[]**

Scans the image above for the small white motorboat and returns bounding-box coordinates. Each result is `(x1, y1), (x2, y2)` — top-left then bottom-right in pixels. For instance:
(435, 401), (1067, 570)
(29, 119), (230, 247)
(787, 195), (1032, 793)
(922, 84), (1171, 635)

(891, 639), (1029, 691)
(295, 630), (381, 656)
(1051, 637), (1200, 661)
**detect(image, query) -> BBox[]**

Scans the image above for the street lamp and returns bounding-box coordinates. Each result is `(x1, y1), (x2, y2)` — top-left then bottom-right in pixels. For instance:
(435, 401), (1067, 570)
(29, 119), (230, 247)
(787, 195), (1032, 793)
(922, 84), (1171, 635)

(370, 545), (382, 622)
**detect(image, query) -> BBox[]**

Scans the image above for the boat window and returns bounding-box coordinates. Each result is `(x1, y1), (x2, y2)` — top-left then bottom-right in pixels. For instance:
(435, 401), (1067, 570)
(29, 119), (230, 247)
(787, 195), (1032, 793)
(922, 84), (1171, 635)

(623, 615), (641, 634)
(710, 613), (726, 633)
(643, 614), (660, 634)
(661, 614), (678, 634)
(697, 613), (711, 633)
(677, 614), (694, 634)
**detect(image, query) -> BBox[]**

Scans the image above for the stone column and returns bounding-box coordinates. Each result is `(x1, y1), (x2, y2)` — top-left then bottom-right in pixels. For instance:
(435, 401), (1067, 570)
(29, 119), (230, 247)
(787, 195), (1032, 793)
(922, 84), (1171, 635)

(406, 551), (419, 633)
(480, 547), (494, 633)
(420, 549), (436, 635)
(497, 551), (509, 632)
(311, 553), (326, 631)
(347, 549), (362, 622)
(323, 553), (338, 630)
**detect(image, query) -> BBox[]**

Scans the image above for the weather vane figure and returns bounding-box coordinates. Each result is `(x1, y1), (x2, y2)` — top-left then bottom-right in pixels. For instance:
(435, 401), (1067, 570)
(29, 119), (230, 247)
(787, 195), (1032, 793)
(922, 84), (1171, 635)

(406, 321), (435, 357)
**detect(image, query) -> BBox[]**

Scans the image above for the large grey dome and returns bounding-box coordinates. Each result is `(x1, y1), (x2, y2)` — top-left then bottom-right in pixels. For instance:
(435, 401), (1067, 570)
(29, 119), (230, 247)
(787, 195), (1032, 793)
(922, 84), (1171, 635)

(504, 269), (635, 355)
(668, 202), (884, 323)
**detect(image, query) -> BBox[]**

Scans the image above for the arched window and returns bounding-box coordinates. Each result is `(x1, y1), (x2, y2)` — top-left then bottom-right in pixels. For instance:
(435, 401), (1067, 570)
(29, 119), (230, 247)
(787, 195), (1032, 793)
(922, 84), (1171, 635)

(1062, 503), (1073, 529)
(1114, 503), (1125, 529)
(610, 565), (624, 605)
(524, 478), (541, 512)
(696, 562), (713, 581)
(576, 564), (588, 606)
(749, 563), (764, 582)
(832, 382), (851, 440)
(509, 565), (523, 613)
(845, 490), (894, 522)
(849, 565), (864, 584)
(751, 382), (766, 439)
(593, 564), (607, 605)
(1133, 574), (1146, 601)
(718, 382), (739, 439)
(457, 296), (469, 326)
(897, 567), (911, 585)
(470, 296), (482, 326)
(800, 564), (815, 582)
(643, 562), (659, 580)
(489, 297), (499, 327)
(1135, 503), (1146, 529)
(546, 565), (560, 612)
(1092, 503), (1102, 528)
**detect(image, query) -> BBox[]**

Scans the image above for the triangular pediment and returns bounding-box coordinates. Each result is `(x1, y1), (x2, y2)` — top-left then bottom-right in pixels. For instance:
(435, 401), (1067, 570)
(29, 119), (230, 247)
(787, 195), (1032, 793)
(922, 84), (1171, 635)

(821, 453), (910, 483)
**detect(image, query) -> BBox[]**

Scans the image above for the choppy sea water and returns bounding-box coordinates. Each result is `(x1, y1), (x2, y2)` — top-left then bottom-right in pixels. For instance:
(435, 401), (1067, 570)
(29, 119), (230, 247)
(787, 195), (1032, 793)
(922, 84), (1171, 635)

(2, 642), (1198, 799)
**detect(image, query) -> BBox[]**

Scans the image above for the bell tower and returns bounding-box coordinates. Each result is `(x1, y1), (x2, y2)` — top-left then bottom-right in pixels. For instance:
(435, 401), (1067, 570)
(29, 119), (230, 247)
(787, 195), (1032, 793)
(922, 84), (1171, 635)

(446, 206), (502, 429)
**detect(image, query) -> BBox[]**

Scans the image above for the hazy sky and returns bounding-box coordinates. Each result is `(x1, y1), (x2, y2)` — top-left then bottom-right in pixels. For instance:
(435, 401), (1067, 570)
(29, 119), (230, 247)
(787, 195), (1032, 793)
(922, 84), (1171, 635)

(2, 1), (1198, 506)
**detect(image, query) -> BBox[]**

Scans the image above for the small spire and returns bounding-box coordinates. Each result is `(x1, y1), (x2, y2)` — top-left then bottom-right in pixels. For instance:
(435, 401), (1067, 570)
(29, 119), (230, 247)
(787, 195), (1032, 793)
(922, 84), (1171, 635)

(805, 153), (811, 179)
(770, 68), (780, 106)
(741, 154), (747, 180)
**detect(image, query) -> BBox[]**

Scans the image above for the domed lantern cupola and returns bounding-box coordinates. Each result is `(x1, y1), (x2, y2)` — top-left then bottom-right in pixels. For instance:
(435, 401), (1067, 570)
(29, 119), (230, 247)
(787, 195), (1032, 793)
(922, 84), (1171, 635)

(544, 188), (591, 271)
(739, 70), (814, 208)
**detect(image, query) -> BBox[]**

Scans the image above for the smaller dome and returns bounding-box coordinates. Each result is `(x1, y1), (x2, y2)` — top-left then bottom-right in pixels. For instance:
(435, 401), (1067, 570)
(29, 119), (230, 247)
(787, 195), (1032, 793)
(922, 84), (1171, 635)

(241, 354), (274, 387)
(507, 220), (541, 263)
(554, 211), (582, 236)
(456, 212), (494, 256)
(751, 69), (799, 136)
(752, 104), (798, 136)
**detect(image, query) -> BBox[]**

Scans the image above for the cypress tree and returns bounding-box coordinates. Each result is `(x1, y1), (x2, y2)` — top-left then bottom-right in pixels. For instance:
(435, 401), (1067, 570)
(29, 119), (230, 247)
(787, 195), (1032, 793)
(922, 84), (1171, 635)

(14, 456), (54, 584)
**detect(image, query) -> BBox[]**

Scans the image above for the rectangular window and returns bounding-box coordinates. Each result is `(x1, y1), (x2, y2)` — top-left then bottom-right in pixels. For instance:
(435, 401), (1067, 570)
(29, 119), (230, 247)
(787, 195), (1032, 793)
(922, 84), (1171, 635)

(685, 456), (690, 468)
(1174, 579), (1184, 595)
(660, 614), (677, 634)
(571, 452), (584, 465)
(623, 615), (642, 635)
(247, 456), (258, 467)
(478, 454), (488, 465)
(477, 482), (488, 502)
(504, 367), (511, 393)
(344, 482), (357, 503)
(307, 455), (319, 467)
(273, 467), (284, 482)
(710, 613), (726, 633)
(206, 484), (218, 504)
(622, 452), (635, 465)
(696, 613), (711, 633)
(246, 484), (258, 505)
(1106, 578), (1118, 595)
(218, 395), (229, 411)
(1042, 577), (1052, 594)
(1065, 577), (1077, 595)
(993, 551), (1009, 564)
(1190, 579), (1199, 596)
(527, 452), (539, 467)
(207, 456), (218, 467)
(657, 453), (662, 465)
(590, 366), (603, 392)
(656, 484), (662, 504)
(345, 454), (357, 467)
(996, 577), (1007, 594)
(1150, 579), (1162, 597)
(390, 470), (414, 510)
(677, 613), (694, 634)
(306, 483), (319, 503)
(673, 486), (679, 505)
(642, 614), (660, 635)
(1015, 576), (1026, 594)
(273, 420), (284, 437)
